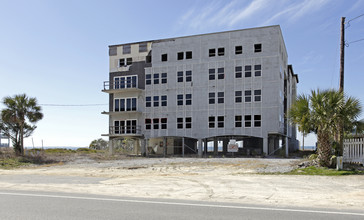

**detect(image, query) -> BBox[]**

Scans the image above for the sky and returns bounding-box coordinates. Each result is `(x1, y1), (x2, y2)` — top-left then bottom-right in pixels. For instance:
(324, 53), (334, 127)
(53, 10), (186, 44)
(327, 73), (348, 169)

(0, 0), (363, 147)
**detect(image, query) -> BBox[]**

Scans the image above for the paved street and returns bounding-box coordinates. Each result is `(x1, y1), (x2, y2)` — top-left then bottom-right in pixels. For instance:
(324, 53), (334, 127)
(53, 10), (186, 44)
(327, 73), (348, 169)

(1, 190), (364, 220)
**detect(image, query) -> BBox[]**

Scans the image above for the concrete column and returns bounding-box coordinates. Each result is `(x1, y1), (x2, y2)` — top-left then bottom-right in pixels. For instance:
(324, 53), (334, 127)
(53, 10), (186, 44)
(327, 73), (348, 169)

(108, 139), (114, 155)
(285, 136), (289, 157)
(182, 137), (185, 157)
(145, 139), (149, 157)
(163, 137), (167, 157)
(214, 137), (218, 156)
(263, 137), (268, 156)
(204, 139), (208, 157)
(198, 139), (203, 158)
(223, 139), (228, 154)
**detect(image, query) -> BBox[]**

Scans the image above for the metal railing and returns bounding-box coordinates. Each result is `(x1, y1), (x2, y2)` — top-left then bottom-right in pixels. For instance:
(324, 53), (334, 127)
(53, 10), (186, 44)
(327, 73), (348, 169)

(103, 81), (138, 91)
(109, 125), (142, 135)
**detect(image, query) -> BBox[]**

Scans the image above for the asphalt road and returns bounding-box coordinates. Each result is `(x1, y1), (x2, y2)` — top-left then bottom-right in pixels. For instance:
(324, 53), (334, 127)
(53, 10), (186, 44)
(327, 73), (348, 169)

(1, 190), (364, 220)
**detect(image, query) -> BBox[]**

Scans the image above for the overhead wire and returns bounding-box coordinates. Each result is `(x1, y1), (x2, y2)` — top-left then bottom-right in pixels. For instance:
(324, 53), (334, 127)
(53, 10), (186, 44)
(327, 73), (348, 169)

(345, 13), (364, 29)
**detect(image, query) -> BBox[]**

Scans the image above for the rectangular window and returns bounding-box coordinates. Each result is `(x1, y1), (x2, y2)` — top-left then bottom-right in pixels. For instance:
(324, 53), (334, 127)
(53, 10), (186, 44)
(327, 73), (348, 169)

(153, 96), (159, 107)
(115, 98), (136, 111)
(126, 98), (131, 111)
(145, 119), (151, 130)
(146, 74), (151, 85)
(120, 77), (126, 89)
(245, 65), (252, 77)
(209, 48), (216, 57)
(254, 90), (261, 102)
(177, 52), (184, 60)
(161, 95), (167, 106)
(131, 98), (137, 111)
(126, 58), (132, 65)
(217, 116), (224, 128)
(123, 45), (131, 54)
(254, 65), (262, 77)
(139, 42), (147, 52)
(245, 90), (252, 103)
(245, 115), (252, 127)
(185, 117), (192, 129)
(153, 118), (159, 129)
(114, 78), (120, 89)
(146, 96), (151, 107)
(186, 70), (192, 82)
(254, 115), (261, 127)
(177, 118), (183, 129)
(185, 94), (192, 105)
(186, 51), (192, 59)
(114, 99), (119, 111)
(235, 46), (243, 54)
(235, 91), (242, 103)
(161, 73), (167, 84)
(114, 121), (120, 134)
(120, 99), (125, 111)
(217, 68), (224, 79)
(217, 92), (224, 104)
(161, 118), (167, 129)
(161, 53), (168, 62)
(177, 71), (184, 82)
(254, 44), (262, 53)
(119, 59), (125, 67)
(235, 66), (242, 78)
(218, 48), (225, 56)
(146, 55), (152, 63)
(114, 76), (137, 89)
(209, 69), (215, 80)
(154, 73), (159, 84)
(235, 115), (242, 127)
(209, 116), (215, 128)
(177, 94), (183, 106)
(209, 92), (215, 104)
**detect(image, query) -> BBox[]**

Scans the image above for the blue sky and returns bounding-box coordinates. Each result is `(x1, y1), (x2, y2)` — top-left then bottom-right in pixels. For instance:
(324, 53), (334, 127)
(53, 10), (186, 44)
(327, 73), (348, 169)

(0, 0), (363, 147)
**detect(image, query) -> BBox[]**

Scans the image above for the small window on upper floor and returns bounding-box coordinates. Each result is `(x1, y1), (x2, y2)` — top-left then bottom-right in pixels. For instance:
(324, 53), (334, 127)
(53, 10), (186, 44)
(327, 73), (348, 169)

(123, 45), (131, 54)
(186, 71), (192, 82)
(139, 43), (148, 53)
(235, 46), (243, 54)
(254, 44), (262, 53)
(254, 65), (262, 77)
(218, 48), (225, 56)
(161, 54), (168, 62)
(126, 58), (132, 65)
(177, 52), (184, 60)
(146, 55), (152, 63)
(186, 51), (192, 59)
(209, 49), (216, 57)
(119, 59), (125, 67)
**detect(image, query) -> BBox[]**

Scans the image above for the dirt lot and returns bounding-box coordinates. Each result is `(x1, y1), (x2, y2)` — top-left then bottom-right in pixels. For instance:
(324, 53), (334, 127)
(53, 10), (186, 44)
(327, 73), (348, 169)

(1, 156), (364, 211)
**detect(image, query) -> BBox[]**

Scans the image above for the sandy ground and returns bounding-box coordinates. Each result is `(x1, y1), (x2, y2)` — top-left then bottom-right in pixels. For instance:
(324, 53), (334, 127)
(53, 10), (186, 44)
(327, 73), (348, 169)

(0, 157), (364, 211)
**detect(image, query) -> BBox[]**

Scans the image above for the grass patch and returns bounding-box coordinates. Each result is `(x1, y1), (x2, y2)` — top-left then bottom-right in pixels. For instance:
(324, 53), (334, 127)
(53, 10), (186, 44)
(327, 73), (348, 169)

(286, 166), (364, 176)
(0, 158), (32, 169)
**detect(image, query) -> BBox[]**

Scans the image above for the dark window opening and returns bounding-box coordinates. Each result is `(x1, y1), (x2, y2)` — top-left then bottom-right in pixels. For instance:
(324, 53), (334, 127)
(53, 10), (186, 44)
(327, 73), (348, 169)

(254, 65), (262, 77)
(218, 92), (224, 104)
(254, 44), (262, 53)
(209, 92), (215, 104)
(217, 116), (224, 128)
(186, 70), (192, 82)
(177, 118), (183, 129)
(161, 53), (168, 62)
(161, 95), (167, 106)
(153, 96), (159, 107)
(177, 71), (183, 82)
(119, 59), (125, 66)
(153, 118), (159, 129)
(245, 65), (252, 77)
(235, 46), (243, 54)
(154, 73), (159, 84)
(218, 48), (225, 56)
(209, 68), (215, 80)
(186, 94), (192, 105)
(146, 55), (152, 63)
(235, 115), (242, 127)
(245, 90), (252, 103)
(177, 52), (184, 60)
(139, 43), (147, 52)
(186, 51), (192, 59)
(145, 119), (151, 130)
(161, 118), (167, 129)
(209, 48), (216, 57)
(177, 94), (183, 106)
(146, 74), (151, 85)
(126, 58), (132, 65)
(217, 68), (224, 79)
(235, 66), (242, 78)
(161, 73), (167, 84)
(185, 117), (192, 129)
(245, 115), (252, 127)
(209, 116), (215, 128)
(254, 115), (261, 127)
(235, 91), (242, 103)
(123, 45), (131, 54)
(254, 90), (261, 102)
(146, 96), (151, 107)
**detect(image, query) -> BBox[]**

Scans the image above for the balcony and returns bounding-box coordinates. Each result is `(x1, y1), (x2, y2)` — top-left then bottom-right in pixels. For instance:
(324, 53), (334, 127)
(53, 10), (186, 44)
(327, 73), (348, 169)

(102, 125), (143, 137)
(102, 80), (142, 93)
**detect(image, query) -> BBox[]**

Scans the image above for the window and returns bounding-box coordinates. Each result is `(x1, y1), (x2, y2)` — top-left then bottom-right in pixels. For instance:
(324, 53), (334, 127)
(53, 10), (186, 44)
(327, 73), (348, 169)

(153, 96), (159, 107)
(161, 95), (167, 106)
(146, 55), (152, 63)
(177, 118), (183, 129)
(185, 94), (192, 105)
(154, 73), (159, 84)
(218, 92), (224, 104)
(177, 71), (183, 82)
(235, 46), (243, 54)
(209, 116), (215, 128)
(185, 117), (192, 129)
(217, 116), (224, 128)
(131, 98), (137, 111)
(245, 115), (252, 127)
(177, 52), (184, 60)
(186, 70), (192, 82)
(119, 59), (125, 67)
(123, 45), (131, 54)
(161, 118), (167, 129)
(209, 48), (216, 57)
(114, 76), (137, 89)
(245, 65), (252, 77)
(115, 120), (137, 134)
(209, 69), (215, 80)
(161, 53), (168, 61)
(217, 68), (224, 79)
(139, 43), (147, 52)
(146, 96), (151, 107)
(126, 58), (132, 65)
(145, 119), (151, 130)
(114, 99), (119, 111)
(186, 51), (192, 59)
(235, 91), (242, 103)
(209, 92), (215, 104)
(218, 48), (225, 56)
(245, 90), (252, 102)
(254, 90), (261, 102)
(146, 74), (151, 85)
(153, 118), (159, 129)
(254, 65), (261, 77)
(254, 115), (261, 127)
(161, 73), (167, 84)
(254, 44), (262, 53)
(235, 66), (242, 78)
(235, 115), (242, 127)
(177, 94), (183, 105)
(114, 98), (137, 112)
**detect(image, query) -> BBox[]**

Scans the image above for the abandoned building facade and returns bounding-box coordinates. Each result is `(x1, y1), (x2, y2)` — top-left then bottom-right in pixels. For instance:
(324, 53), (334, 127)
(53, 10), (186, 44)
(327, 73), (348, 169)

(102, 25), (299, 156)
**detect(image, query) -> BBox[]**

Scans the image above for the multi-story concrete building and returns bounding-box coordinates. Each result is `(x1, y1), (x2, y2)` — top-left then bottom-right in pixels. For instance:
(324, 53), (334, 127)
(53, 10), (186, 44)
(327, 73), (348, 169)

(102, 25), (298, 157)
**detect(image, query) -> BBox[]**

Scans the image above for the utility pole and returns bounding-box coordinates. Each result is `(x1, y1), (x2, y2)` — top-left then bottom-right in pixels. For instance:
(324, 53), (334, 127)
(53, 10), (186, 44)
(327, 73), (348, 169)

(339, 17), (345, 92)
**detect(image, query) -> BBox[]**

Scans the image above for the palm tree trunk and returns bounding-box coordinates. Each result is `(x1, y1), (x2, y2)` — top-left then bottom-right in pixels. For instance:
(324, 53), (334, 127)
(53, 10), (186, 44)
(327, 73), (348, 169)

(317, 131), (331, 167)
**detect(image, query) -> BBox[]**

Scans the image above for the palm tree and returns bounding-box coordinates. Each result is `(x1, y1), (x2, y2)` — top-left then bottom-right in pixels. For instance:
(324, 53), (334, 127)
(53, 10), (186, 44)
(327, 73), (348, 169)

(0, 94), (43, 155)
(289, 89), (361, 167)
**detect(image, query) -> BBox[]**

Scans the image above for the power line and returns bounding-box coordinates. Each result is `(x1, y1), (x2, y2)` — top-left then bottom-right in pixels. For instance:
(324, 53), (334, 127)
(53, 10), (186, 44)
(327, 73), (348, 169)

(346, 38), (364, 47)
(40, 104), (108, 107)
(345, 13), (364, 29)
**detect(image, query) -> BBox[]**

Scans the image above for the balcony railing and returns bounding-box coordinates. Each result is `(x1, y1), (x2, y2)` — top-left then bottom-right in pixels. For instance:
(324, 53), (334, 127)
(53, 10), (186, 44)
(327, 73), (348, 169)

(103, 81), (138, 91)
(109, 125), (142, 136)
